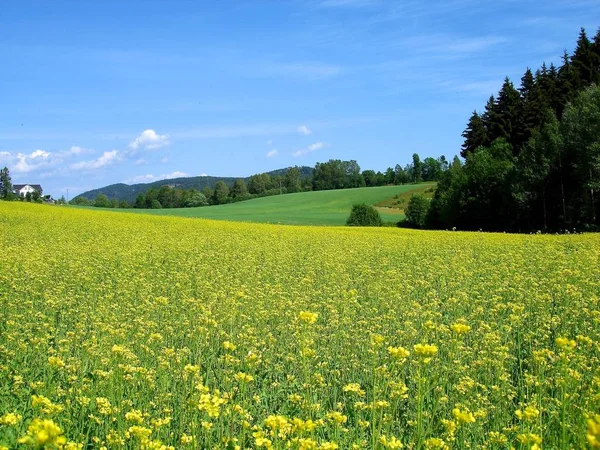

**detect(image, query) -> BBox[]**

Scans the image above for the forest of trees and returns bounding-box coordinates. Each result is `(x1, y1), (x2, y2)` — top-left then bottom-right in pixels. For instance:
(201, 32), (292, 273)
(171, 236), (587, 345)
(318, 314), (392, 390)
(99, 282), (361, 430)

(8, 30), (598, 228)
(428, 27), (600, 232)
(79, 154), (447, 210)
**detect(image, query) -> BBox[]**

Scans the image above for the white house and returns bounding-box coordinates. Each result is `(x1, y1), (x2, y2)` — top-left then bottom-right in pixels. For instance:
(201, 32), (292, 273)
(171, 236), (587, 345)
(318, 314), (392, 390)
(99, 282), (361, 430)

(13, 184), (43, 197)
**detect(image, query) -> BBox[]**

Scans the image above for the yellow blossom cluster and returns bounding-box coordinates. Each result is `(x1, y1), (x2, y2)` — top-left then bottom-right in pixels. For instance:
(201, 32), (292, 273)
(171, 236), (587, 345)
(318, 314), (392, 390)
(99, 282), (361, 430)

(0, 201), (599, 448)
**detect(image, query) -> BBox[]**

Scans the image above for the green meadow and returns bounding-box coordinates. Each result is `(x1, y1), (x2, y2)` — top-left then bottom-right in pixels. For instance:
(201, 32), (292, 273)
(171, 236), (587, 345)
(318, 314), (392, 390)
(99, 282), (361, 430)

(126, 184), (433, 225)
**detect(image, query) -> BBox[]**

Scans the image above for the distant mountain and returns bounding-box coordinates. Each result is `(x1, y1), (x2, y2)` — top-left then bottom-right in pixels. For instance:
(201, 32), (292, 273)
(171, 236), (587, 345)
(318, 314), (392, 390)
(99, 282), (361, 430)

(75, 167), (314, 204)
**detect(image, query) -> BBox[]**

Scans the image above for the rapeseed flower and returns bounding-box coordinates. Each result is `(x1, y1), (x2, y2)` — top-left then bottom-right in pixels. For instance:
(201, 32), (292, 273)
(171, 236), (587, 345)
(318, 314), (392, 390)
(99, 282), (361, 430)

(18, 419), (66, 447)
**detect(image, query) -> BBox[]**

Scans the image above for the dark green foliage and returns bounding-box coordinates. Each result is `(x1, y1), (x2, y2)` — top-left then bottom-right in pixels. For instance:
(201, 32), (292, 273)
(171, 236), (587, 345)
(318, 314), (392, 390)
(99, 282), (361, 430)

(362, 170), (377, 187)
(185, 192), (209, 207)
(346, 203), (382, 227)
(313, 160), (346, 190)
(71, 196), (91, 206)
(488, 78), (522, 154)
(313, 160), (365, 190)
(284, 167), (302, 193)
(212, 181), (230, 205)
(248, 173), (269, 195)
(422, 157), (442, 182)
(404, 194), (430, 228)
(411, 154), (423, 182)
(438, 27), (600, 232)
(394, 165), (409, 184)
(572, 28), (595, 89)
(94, 194), (110, 208)
(384, 167), (395, 184)
(230, 179), (249, 199)
(461, 111), (488, 157)
(561, 85), (600, 224)
(0, 167), (12, 199)
(74, 167), (314, 204)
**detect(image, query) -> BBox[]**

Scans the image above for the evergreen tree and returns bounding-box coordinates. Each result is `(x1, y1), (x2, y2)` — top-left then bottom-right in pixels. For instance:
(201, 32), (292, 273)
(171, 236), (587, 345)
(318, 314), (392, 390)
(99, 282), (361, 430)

(592, 28), (600, 84)
(518, 68), (545, 149)
(561, 84), (600, 225)
(546, 63), (561, 115)
(556, 51), (575, 118)
(0, 167), (12, 199)
(488, 78), (521, 154)
(461, 111), (488, 157)
(480, 95), (496, 146)
(571, 28), (594, 88)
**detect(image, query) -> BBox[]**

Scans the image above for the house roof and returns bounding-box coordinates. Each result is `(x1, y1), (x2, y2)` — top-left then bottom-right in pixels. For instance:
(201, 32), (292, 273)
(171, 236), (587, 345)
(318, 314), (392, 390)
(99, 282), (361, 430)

(13, 184), (43, 192)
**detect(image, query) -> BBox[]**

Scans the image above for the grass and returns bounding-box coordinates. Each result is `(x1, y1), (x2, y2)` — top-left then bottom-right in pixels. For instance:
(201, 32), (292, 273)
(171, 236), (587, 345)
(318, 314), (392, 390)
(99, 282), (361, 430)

(126, 184), (434, 225)
(374, 183), (436, 214)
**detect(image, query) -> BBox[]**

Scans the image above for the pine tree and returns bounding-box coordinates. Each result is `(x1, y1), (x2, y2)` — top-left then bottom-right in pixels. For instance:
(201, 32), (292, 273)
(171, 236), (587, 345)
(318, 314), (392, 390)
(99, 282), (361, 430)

(488, 78), (522, 154)
(480, 95), (496, 145)
(517, 68), (540, 149)
(591, 28), (600, 85)
(557, 51), (575, 118)
(519, 68), (535, 99)
(0, 167), (12, 199)
(571, 28), (594, 88)
(461, 111), (488, 157)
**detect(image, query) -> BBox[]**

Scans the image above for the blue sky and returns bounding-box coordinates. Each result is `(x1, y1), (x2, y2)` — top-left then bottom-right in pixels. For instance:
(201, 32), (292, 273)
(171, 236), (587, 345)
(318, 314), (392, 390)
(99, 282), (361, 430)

(0, 0), (597, 197)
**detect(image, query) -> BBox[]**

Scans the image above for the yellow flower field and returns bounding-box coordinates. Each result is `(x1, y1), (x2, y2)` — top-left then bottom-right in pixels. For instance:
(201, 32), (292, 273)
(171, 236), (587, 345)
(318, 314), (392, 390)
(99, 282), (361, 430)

(1, 202), (599, 449)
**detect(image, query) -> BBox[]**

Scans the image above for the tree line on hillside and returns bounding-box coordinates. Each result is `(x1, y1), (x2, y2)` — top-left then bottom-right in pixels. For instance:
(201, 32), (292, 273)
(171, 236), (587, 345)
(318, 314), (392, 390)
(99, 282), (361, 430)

(419, 27), (600, 232)
(73, 155), (448, 209)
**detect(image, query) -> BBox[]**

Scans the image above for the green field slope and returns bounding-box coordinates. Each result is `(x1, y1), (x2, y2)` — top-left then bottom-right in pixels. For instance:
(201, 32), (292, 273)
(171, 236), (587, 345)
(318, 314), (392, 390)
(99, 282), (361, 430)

(129, 184), (434, 225)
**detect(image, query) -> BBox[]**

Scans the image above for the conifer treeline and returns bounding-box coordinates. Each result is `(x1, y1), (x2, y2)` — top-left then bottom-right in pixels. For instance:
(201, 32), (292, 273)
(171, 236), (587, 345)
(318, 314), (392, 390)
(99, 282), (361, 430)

(429, 27), (600, 231)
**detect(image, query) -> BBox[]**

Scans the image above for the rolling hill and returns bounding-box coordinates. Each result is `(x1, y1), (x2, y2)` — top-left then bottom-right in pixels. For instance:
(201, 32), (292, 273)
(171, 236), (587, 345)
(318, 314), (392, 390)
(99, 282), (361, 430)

(123, 184), (435, 225)
(75, 166), (314, 204)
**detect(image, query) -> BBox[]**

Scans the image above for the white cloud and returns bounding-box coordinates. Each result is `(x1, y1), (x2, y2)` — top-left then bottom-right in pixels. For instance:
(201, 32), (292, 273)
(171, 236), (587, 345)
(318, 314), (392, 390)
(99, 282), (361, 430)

(30, 149), (51, 159)
(2, 149), (55, 174)
(266, 149), (279, 158)
(129, 129), (170, 150)
(70, 150), (119, 170)
(66, 146), (93, 156)
(123, 171), (190, 184)
(297, 125), (312, 136)
(267, 139), (273, 145)
(160, 157), (169, 163)
(165, 171), (188, 179)
(292, 142), (326, 157)
(125, 174), (156, 184)
(0, 146), (102, 175)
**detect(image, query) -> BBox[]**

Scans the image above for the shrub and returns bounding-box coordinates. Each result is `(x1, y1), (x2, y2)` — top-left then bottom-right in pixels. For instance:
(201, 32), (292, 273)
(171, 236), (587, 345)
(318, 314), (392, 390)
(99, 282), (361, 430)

(346, 203), (382, 227)
(404, 194), (430, 228)
(185, 192), (209, 208)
